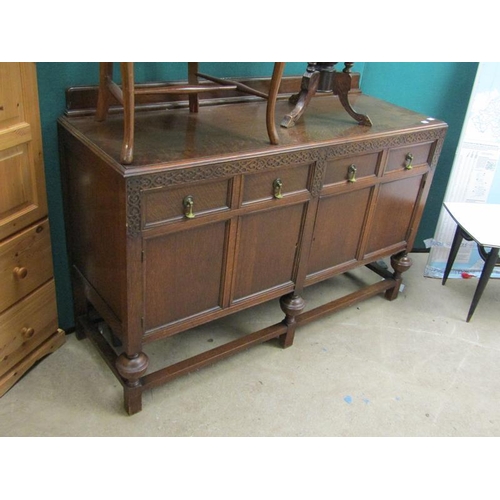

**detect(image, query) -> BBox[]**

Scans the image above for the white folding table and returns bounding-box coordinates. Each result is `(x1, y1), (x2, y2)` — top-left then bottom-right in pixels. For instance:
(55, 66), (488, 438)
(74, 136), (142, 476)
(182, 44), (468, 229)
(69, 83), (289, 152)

(442, 202), (500, 322)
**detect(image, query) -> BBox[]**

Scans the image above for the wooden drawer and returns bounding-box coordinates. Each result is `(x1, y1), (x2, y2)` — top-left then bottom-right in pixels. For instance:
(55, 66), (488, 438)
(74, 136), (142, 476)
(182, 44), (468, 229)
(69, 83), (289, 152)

(323, 151), (380, 186)
(386, 142), (433, 173)
(0, 279), (58, 378)
(0, 219), (53, 313)
(143, 179), (230, 227)
(242, 163), (311, 204)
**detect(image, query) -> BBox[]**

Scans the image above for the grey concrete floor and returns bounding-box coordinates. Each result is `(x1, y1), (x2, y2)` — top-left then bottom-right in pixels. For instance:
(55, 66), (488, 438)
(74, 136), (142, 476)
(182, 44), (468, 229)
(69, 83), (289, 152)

(1, 253), (499, 437)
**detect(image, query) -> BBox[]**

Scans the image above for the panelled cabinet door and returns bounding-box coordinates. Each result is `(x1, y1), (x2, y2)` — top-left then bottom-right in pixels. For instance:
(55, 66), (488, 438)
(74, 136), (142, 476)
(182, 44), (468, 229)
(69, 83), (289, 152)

(307, 188), (372, 276)
(143, 221), (228, 332)
(232, 203), (306, 301)
(0, 63), (48, 241)
(364, 175), (425, 256)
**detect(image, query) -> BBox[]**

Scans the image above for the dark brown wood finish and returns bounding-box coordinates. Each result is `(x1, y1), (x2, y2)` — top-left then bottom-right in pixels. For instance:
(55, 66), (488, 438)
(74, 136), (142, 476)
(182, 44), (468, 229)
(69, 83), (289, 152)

(307, 189), (372, 276)
(66, 73), (363, 117)
(282, 63), (372, 130)
(95, 62), (286, 164)
(144, 221), (227, 330)
(232, 203), (306, 301)
(59, 87), (447, 414)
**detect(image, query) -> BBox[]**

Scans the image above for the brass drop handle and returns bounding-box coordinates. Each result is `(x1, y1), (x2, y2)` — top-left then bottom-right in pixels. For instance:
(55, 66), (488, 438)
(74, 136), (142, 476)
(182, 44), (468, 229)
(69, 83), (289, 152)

(13, 266), (28, 279)
(347, 164), (357, 183)
(404, 153), (414, 170)
(183, 195), (195, 219)
(21, 327), (35, 338)
(273, 178), (283, 199)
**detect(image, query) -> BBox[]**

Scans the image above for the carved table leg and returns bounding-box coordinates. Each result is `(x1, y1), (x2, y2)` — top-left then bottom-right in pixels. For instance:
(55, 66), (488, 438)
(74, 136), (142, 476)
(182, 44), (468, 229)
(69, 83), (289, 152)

(385, 251), (413, 301)
(116, 351), (149, 415)
(279, 292), (306, 348)
(281, 63), (320, 128)
(282, 62), (372, 129)
(332, 63), (372, 126)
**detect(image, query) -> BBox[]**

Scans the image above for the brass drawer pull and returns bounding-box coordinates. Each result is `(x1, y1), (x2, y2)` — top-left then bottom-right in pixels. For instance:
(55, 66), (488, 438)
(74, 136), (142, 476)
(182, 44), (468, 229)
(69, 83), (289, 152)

(347, 164), (357, 183)
(13, 266), (28, 279)
(273, 178), (283, 199)
(21, 327), (35, 338)
(183, 195), (195, 219)
(404, 153), (414, 170)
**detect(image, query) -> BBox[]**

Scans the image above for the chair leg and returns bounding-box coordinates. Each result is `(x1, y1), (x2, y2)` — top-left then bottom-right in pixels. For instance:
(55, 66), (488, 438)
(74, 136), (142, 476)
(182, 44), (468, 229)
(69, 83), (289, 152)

(467, 246), (499, 322)
(96, 62), (113, 121)
(266, 62), (285, 145)
(188, 62), (199, 113)
(120, 62), (135, 165)
(442, 224), (464, 285)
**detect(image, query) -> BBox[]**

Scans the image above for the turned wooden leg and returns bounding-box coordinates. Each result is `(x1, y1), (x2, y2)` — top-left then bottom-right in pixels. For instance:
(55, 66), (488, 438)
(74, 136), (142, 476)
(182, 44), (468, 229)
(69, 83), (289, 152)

(385, 251), (413, 301)
(95, 62), (113, 122)
(279, 292), (306, 348)
(120, 62), (135, 165)
(266, 62), (285, 145)
(116, 351), (149, 415)
(332, 64), (372, 127)
(281, 63), (320, 128)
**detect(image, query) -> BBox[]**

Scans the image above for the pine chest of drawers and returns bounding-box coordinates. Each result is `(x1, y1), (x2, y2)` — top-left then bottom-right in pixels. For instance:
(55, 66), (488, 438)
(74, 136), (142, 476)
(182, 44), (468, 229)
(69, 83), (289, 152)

(58, 92), (447, 414)
(0, 63), (64, 397)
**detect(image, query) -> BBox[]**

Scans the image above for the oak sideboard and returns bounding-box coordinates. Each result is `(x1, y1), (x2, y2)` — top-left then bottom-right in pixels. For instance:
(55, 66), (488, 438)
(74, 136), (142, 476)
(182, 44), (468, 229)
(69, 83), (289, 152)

(58, 88), (447, 414)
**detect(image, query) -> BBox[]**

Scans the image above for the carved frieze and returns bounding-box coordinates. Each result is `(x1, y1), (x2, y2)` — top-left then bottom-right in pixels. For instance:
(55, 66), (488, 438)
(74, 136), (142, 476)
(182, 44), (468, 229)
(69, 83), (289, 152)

(126, 128), (447, 236)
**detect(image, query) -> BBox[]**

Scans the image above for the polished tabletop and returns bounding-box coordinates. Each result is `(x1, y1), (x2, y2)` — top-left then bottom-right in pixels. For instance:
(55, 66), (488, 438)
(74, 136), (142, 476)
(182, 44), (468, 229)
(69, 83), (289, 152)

(59, 93), (447, 173)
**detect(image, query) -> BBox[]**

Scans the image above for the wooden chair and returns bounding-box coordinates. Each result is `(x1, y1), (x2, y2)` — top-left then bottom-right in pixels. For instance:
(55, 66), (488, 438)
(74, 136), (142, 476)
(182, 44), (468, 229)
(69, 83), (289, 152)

(95, 62), (286, 164)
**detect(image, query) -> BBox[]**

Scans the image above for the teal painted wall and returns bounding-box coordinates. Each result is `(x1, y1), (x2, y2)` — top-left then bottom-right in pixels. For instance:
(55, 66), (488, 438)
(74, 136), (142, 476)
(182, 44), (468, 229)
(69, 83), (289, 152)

(35, 62), (474, 330)
(360, 62), (479, 249)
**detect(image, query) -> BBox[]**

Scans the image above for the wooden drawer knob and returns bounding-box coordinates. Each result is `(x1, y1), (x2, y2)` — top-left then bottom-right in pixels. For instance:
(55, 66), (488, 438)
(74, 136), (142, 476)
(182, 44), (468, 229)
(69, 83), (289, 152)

(21, 327), (35, 338)
(13, 266), (28, 279)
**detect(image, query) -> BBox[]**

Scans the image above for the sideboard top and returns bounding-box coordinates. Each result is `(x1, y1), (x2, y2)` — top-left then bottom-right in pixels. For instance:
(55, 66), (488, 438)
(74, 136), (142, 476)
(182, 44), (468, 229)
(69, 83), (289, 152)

(58, 93), (447, 175)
